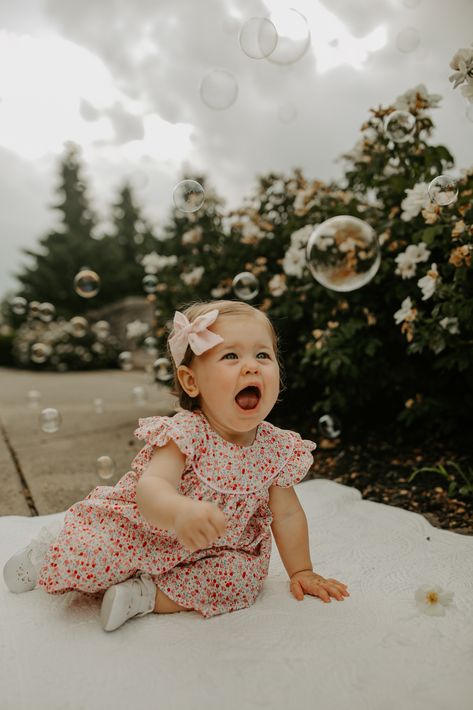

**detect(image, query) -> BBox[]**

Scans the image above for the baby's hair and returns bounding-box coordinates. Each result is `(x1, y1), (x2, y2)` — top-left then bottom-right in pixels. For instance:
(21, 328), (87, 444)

(166, 299), (285, 412)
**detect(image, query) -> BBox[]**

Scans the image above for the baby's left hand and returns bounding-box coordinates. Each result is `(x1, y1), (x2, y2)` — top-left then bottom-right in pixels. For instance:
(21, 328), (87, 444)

(290, 570), (350, 603)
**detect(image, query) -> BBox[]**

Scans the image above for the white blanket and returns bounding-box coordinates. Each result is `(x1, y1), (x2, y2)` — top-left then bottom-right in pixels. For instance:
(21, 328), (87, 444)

(1, 479), (472, 710)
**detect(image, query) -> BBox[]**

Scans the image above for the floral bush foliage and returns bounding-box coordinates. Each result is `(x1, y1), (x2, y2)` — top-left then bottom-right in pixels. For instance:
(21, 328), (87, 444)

(146, 86), (472, 442)
(12, 317), (120, 371)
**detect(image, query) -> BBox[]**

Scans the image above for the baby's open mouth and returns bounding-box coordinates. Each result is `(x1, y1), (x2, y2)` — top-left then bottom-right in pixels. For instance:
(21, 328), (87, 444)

(235, 386), (261, 411)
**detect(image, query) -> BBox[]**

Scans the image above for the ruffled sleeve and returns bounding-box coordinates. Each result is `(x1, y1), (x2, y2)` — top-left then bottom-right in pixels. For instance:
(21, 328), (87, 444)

(271, 432), (317, 488)
(131, 410), (202, 476)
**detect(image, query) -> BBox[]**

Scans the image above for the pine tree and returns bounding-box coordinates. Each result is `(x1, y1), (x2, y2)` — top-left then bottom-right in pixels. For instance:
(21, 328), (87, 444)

(15, 143), (103, 317)
(101, 182), (158, 298)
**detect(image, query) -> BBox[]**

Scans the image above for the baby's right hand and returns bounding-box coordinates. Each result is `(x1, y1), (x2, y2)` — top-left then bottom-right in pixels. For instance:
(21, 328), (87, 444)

(174, 500), (227, 552)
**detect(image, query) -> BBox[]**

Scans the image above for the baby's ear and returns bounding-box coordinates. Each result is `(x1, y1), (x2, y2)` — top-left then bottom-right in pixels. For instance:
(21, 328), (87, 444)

(177, 365), (199, 397)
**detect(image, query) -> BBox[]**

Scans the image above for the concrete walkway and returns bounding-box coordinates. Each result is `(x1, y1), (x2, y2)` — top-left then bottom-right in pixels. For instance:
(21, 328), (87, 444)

(0, 367), (176, 517)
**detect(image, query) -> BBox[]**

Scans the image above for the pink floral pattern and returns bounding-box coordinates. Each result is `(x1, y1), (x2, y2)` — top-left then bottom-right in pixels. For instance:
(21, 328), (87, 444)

(37, 410), (316, 618)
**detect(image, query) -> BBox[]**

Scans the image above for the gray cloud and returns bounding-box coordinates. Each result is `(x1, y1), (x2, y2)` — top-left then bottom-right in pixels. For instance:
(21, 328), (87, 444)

(1, 0), (473, 297)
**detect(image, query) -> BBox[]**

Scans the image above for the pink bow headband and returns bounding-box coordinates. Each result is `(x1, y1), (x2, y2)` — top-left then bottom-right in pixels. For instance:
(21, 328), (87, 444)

(168, 309), (224, 366)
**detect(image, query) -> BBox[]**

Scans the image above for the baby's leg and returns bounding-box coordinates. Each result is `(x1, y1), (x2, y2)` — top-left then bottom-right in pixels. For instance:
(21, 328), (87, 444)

(154, 586), (193, 614)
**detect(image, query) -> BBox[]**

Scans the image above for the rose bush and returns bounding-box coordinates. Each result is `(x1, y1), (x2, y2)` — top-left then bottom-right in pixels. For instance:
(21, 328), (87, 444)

(145, 87), (472, 445)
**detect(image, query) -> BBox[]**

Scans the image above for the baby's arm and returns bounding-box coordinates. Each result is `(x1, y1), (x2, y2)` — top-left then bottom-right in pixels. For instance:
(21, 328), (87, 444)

(136, 440), (190, 531)
(135, 441), (227, 551)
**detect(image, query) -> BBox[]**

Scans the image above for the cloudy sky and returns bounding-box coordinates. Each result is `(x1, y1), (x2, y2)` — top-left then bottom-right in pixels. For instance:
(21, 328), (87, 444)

(0, 0), (472, 299)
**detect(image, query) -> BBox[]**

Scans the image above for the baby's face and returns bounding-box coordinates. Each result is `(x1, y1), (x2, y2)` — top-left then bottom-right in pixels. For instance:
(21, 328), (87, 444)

(183, 314), (280, 437)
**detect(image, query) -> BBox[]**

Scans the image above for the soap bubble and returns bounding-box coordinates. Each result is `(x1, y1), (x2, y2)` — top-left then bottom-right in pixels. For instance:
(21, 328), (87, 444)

(142, 274), (158, 293)
(428, 175), (458, 206)
(38, 302), (56, 323)
(278, 102), (297, 124)
(92, 320), (110, 340)
(132, 385), (147, 405)
(232, 272), (260, 301)
(39, 408), (61, 433)
(10, 296), (27, 316)
(396, 27), (420, 53)
(239, 17), (278, 59)
(93, 398), (104, 413)
(306, 216), (381, 292)
(31, 343), (52, 364)
(28, 389), (41, 408)
(143, 336), (158, 356)
(318, 414), (342, 439)
(384, 110), (416, 143)
(200, 69), (238, 110)
(118, 351), (133, 371)
(266, 9), (310, 65)
(96, 455), (116, 481)
(153, 357), (173, 382)
(173, 180), (205, 213)
(73, 268), (101, 298)
(69, 316), (88, 338)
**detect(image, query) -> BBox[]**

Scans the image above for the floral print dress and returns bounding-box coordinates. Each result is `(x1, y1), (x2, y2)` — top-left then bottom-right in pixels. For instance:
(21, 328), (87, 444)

(37, 409), (316, 618)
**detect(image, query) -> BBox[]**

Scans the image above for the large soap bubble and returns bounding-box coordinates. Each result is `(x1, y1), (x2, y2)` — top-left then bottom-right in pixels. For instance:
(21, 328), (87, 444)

(266, 9), (310, 65)
(428, 175), (458, 206)
(173, 180), (205, 213)
(384, 110), (416, 143)
(239, 17), (278, 59)
(306, 216), (381, 292)
(200, 69), (238, 110)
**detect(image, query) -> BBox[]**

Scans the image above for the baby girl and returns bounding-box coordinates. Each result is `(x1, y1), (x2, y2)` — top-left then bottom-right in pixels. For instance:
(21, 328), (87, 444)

(3, 299), (349, 630)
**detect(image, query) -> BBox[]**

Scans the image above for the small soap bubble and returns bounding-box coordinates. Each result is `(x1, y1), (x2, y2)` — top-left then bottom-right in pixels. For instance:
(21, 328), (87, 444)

(118, 351), (133, 371)
(38, 302), (56, 323)
(232, 272), (260, 301)
(173, 180), (205, 213)
(306, 216), (381, 292)
(239, 17), (278, 59)
(28, 389), (41, 408)
(132, 385), (147, 405)
(96, 455), (116, 481)
(396, 27), (420, 53)
(10, 296), (28, 316)
(39, 407), (61, 433)
(143, 336), (158, 356)
(153, 357), (173, 383)
(93, 398), (104, 414)
(200, 69), (238, 110)
(31, 343), (52, 364)
(318, 414), (342, 439)
(384, 110), (416, 143)
(69, 316), (88, 338)
(428, 175), (458, 206)
(92, 320), (111, 340)
(266, 8), (311, 65)
(142, 274), (158, 293)
(73, 268), (101, 298)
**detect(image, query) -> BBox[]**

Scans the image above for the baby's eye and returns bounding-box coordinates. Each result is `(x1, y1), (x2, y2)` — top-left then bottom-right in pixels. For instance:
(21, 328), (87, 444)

(222, 352), (238, 360)
(257, 352), (271, 359)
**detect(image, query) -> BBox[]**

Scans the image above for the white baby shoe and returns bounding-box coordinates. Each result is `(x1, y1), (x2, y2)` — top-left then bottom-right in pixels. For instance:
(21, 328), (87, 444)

(3, 543), (38, 593)
(100, 573), (157, 632)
